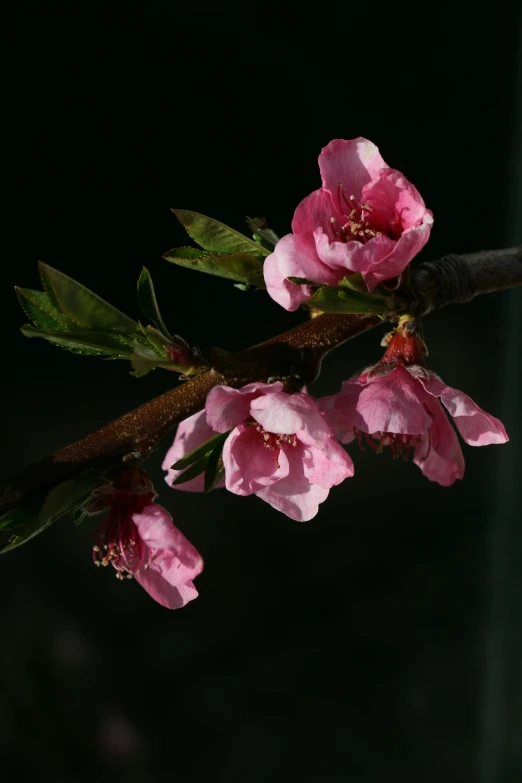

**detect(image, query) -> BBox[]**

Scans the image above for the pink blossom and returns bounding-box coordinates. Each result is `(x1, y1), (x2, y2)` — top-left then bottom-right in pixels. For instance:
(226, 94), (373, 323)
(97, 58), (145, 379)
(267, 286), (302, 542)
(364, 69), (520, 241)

(264, 137), (433, 310)
(91, 470), (203, 609)
(320, 329), (508, 486)
(165, 382), (354, 522)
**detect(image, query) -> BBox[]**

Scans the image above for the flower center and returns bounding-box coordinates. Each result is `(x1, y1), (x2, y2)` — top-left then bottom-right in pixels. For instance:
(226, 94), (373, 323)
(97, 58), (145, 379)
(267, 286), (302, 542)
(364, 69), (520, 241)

(92, 491), (154, 580)
(353, 428), (422, 461)
(255, 423), (298, 451)
(328, 184), (399, 244)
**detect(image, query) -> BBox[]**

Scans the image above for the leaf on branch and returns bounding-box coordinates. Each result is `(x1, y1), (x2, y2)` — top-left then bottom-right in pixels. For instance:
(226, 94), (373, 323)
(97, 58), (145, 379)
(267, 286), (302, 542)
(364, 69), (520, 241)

(137, 267), (171, 337)
(246, 216), (280, 252)
(21, 324), (135, 357)
(38, 263), (138, 332)
(172, 209), (269, 258)
(163, 247), (265, 288)
(15, 287), (74, 331)
(306, 285), (388, 315)
(171, 430), (229, 471)
(0, 469), (102, 554)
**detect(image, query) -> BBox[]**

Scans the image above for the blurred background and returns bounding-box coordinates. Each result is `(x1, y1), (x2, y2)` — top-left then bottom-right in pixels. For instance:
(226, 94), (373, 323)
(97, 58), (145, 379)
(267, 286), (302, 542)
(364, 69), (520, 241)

(2, 3), (521, 782)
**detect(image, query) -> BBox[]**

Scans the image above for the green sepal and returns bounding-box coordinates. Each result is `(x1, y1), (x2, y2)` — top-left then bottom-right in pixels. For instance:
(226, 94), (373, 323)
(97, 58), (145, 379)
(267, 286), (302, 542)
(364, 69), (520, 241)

(0, 469), (102, 554)
(306, 285), (387, 315)
(15, 287), (74, 331)
(171, 455), (210, 486)
(131, 341), (162, 377)
(137, 267), (171, 337)
(163, 247), (265, 288)
(38, 262), (138, 332)
(172, 209), (269, 258)
(21, 324), (135, 357)
(286, 277), (317, 286)
(171, 430), (229, 471)
(204, 448), (225, 493)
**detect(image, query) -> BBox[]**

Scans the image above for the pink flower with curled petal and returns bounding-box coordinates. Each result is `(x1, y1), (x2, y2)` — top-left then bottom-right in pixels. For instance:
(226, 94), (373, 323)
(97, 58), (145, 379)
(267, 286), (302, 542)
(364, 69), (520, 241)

(89, 463), (203, 609)
(264, 137), (433, 310)
(165, 382), (354, 522)
(319, 321), (508, 486)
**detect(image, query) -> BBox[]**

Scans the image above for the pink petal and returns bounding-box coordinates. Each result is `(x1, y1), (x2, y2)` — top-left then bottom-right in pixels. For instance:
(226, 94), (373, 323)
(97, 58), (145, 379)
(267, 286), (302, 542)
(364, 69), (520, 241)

(314, 228), (395, 279)
(413, 402), (465, 486)
(421, 375), (509, 446)
(163, 410), (214, 492)
(302, 439), (354, 489)
(263, 234), (316, 311)
(251, 391), (333, 441)
(291, 190), (345, 276)
(222, 424), (290, 496)
(319, 379), (366, 443)
(206, 381), (284, 433)
(132, 505), (204, 583)
(362, 167), (431, 233)
(134, 570), (199, 609)
(362, 220), (432, 292)
(255, 446), (329, 522)
(354, 367), (433, 435)
(319, 138), (387, 200)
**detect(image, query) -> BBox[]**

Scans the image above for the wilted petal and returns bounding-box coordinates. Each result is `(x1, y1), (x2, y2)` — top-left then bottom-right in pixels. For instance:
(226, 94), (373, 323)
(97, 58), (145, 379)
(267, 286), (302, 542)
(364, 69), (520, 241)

(319, 137), (387, 199)
(421, 375), (509, 446)
(413, 403), (465, 486)
(319, 379), (366, 443)
(256, 447), (329, 522)
(222, 424), (289, 496)
(134, 570), (199, 610)
(206, 382), (284, 432)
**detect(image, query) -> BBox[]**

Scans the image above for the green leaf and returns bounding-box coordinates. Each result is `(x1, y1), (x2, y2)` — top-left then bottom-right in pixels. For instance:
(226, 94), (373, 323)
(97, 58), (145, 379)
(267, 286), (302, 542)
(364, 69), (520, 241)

(286, 276), (317, 286)
(21, 324), (135, 357)
(0, 470), (101, 554)
(131, 341), (162, 377)
(172, 209), (269, 258)
(38, 263), (138, 332)
(204, 448), (225, 493)
(163, 248), (265, 287)
(307, 285), (387, 315)
(137, 267), (170, 337)
(246, 217), (280, 252)
(15, 287), (73, 331)
(172, 455), (210, 486)
(171, 431), (229, 470)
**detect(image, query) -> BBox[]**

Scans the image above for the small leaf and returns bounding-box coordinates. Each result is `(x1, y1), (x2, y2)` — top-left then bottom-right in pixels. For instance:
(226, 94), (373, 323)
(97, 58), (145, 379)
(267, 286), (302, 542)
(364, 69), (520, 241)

(172, 455), (210, 486)
(246, 217), (280, 252)
(171, 431), (229, 470)
(15, 287), (73, 331)
(137, 267), (170, 337)
(0, 470), (101, 554)
(286, 276), (317, 286)
(307, 285), (387, 315)
(204, 448), (225, 493)
(131, 341), (163, 377)
(172, 209), (269, 258)
(38, 263), (138, 332)
(163, 248), (265, 287)
(21, 324), (135, 357)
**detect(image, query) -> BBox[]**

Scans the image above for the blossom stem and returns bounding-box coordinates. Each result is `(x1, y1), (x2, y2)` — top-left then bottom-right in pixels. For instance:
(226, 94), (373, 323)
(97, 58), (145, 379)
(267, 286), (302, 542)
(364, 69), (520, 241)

(1, 246), (520, 513)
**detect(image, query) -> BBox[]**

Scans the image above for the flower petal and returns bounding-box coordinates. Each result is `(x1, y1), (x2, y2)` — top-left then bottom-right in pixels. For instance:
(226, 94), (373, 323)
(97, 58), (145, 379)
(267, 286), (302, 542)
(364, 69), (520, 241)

(362, 220), (432, 292)
(413, 401), (465, 486)
(163, 410), (215, 492)
(319, 379), (366, 443)
(421, 375), (509, 446)
(362, 167), (431, 233)
(251, 391), (333, 441)
(256, 446), (329, 522)
(314, 229), (395, 278)
(134, 570), (199, 609)
(263, 234), (316, 311)
(302, 439), (354, 489)
(222, 424), (290, 496)
(206, 382), (284, 433)
(354, 367), (432, 435)
(319, 138), (387, 200)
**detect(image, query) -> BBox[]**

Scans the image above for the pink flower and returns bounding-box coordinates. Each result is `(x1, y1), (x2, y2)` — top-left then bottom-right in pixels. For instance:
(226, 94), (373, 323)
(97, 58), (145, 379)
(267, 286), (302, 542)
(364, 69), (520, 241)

(162, 409), (224, 492)
(165, 382), (354, 522)
(264, 137), (433, 310)
(90, 465), (203, 609)
(320, 325), (508, 486)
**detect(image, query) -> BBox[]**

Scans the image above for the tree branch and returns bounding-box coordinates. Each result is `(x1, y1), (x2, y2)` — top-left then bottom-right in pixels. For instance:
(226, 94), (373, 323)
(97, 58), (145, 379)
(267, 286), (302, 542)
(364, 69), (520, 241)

(1, 246), (520, 513)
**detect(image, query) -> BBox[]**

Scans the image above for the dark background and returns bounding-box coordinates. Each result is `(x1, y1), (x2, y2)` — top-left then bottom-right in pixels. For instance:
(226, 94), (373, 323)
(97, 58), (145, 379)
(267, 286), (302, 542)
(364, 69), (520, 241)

(2, 3), (521, 782)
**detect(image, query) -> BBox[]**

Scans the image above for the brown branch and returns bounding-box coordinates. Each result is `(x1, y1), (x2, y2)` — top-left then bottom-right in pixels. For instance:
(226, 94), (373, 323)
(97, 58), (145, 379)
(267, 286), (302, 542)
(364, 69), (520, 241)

(1, 246), (520, 514)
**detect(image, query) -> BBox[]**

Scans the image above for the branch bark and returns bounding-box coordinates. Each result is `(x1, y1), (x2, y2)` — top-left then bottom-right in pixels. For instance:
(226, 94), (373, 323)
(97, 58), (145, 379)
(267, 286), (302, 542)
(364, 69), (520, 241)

(1, 246), (520, 513)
